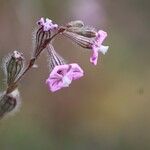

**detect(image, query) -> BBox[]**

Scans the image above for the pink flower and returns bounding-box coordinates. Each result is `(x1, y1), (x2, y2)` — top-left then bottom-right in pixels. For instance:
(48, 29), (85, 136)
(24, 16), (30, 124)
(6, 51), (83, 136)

(90, 30), (109, 65)
(37, 17), (58, 31)
(46, 63), (84, 92)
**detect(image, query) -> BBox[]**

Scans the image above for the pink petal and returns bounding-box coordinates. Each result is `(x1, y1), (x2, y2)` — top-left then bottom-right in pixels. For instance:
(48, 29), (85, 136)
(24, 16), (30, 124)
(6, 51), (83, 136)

(69, 63), (84, 80)
(51, 64), (70, 76)
(37, 17), (58, 31)
(90, 48), (99, 65)
(46, 78), (64, 92)
(96, 30), (107, 44)
(46, 63), (84, 92)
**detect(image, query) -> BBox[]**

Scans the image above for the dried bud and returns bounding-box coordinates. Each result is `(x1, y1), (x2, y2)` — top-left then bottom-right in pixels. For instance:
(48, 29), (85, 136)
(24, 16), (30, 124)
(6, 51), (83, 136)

(67, 20), (84, 28)
(63, 31), (93, 49)
(3, 51), (24, 86)
(66, 27), (97, 38)
(0, 89), (21, 119)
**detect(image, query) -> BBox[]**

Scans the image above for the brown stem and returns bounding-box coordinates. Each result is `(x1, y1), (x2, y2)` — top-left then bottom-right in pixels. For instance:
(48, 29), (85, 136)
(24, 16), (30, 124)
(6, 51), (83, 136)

(15, 58), (36, 84)
(6, 27), (66, 94)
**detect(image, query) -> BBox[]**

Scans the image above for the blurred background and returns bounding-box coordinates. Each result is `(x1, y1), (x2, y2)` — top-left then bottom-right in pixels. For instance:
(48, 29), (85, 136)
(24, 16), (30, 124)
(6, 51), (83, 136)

(0, 0), (150, 149)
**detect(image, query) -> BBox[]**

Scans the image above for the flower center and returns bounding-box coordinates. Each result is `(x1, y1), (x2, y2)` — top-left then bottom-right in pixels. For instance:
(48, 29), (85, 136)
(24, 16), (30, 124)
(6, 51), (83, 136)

(62, 76), (72, 87)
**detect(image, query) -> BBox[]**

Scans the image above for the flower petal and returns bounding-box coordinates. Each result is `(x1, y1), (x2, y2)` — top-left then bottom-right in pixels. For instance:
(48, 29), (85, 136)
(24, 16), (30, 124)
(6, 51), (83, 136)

(37, 17), (44, 26)
(90, 49), (99, 65)
(90, 30), (108, 65)
(96, 30), (107, 45)
(46, 63), (84, 92)
(99, 45), (109, 55)
(62, 76), (72, 87)
(69, 63), (84, 80)
(37, 17), (58, 32)
(46, 79), (59, 92)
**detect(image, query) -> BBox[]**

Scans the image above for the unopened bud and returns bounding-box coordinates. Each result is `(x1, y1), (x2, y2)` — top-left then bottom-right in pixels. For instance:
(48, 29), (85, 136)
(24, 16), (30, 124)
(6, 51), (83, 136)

(3, 51), (24, 86)
(0, 89), (21, 119)
(67, 20), (84, 28)
(66, 27), (97, 38)
(63, 31), (93, 49)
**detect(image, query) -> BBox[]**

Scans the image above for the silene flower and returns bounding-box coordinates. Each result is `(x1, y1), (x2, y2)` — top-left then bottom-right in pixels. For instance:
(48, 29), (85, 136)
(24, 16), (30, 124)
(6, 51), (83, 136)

(63, 27), (109, 66)
(0, 17), (110, 119)
(90, 30), (109, 65)
(46, 44), (84, 92)
(33, 17), (58, 58)
(37, 17), (58, 32)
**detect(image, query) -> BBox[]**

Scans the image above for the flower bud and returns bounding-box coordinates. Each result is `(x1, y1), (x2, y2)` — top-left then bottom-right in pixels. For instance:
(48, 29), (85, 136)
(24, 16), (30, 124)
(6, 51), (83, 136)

(3, 51), (24, 86)
(0, 89), (20, 118)
(66, 20), (84, 28)
(66, 27), (97, 38)
(63, 31), (94, 49)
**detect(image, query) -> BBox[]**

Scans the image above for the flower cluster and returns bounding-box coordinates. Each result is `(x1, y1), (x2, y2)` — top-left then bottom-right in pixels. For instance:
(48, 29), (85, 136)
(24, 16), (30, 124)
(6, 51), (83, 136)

(0, 17), (109, 118)
(33, 18), (109, 92)
(41, 18), (109, 92)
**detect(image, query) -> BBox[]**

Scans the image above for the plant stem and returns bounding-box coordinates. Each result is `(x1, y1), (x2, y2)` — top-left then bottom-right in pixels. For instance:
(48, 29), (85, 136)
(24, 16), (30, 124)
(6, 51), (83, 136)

(6, 27), (66, 94)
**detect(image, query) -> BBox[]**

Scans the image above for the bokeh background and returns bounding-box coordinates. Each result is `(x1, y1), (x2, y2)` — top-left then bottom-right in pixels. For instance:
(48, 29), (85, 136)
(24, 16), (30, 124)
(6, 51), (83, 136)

(0, 0), (150, 149)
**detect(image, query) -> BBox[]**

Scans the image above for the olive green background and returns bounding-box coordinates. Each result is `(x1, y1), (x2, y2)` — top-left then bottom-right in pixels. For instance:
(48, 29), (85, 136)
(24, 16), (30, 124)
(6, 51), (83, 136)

(0, 0), (150, 149)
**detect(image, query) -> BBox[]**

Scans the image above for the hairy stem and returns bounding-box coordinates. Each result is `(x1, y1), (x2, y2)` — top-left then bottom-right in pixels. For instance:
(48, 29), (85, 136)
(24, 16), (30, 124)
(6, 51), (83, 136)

(6, 27), (66, 94)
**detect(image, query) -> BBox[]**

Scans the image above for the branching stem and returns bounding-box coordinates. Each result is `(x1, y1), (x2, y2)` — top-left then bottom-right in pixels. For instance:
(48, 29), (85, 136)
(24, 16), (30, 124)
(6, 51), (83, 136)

(6, 27), (65, 94)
